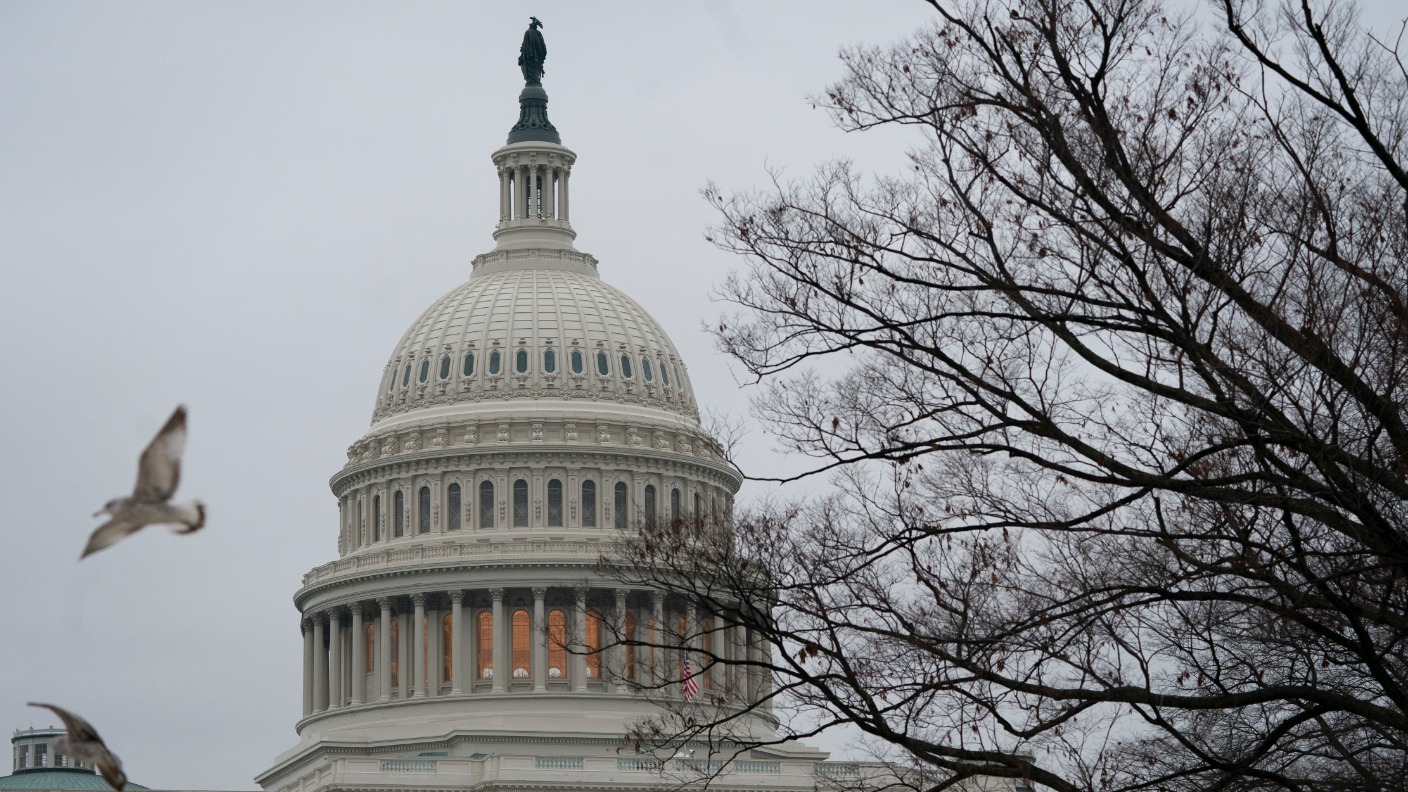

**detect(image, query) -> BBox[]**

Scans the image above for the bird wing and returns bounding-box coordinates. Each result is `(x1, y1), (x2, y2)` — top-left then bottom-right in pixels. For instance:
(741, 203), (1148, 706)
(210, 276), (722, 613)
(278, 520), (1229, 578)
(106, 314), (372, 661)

(81, 518), (145, 559)
(28, 702), (104, 745)
(133, 406), (186, 503)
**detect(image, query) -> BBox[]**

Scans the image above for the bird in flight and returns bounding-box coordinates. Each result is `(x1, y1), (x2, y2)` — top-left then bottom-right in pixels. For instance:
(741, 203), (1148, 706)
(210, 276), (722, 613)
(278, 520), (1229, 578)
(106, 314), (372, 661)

(83, 405), (205, 558)
(27, 702), (128, 790)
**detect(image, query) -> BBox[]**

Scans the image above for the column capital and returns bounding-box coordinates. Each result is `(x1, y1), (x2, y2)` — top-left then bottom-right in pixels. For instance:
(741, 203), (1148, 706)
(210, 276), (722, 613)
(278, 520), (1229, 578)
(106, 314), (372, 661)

(651, 590), (666, 605)
(376, 596), (393, 610)
(448, 589), (465, 604)
(313, 611), (328, 625)
(615, 588), (630, 601)
(532, 586), (547, 599)
(489, 587), (506, 601)
(574, 586), (588, 603)
(411, 592), (428, 608)
(301, 616), (313, 634)
(327, 605), (346, 618)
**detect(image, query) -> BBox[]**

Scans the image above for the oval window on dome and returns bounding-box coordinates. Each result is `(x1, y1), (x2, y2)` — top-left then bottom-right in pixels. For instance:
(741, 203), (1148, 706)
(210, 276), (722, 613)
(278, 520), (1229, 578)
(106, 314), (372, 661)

(515, 349), (529, 374)
(596, 351), (609, 376)
(402, 364), (412, 387)
(571, 350), (584, 374)
(544, 349), (557, 374)
(387, 371), (395, 394)
(620, 355), (633, 379)
(419, 359), (430, 383)
(489, 350), (502, 375)
(439, 355), (451, 380)
(463, 352), (475, 377)
(642, 358), (653, 382)
(660, 361), (670, 386)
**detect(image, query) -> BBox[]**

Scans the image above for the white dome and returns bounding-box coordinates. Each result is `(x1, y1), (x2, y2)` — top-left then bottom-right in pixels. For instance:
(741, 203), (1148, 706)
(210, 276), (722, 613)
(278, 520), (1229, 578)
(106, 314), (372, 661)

(372, 249), (698, 427)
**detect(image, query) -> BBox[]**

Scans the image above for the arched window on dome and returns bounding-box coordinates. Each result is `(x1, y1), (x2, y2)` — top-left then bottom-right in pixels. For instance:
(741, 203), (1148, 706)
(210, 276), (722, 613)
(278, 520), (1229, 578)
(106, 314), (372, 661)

(614, 482), (628, 530)
(670, 488), (681, 523)
(515, 348), (529, 374)
(619, 354), (633, 379)
(596, 351), (609, 376)
(489, 350), (502, 375)
(513, 479), (529, 527)
(386, 369), (395, 394)
(479, 482), (495, 528)
(548, 609), (567, 679)
(394, 490), (405, 538)
(402, 363), (412, 387)
(585, 610), (602, 678)
(644, 484), (657, 527)
(624, 610), (637, 681)
(581, 480), (597, 527)
(365, 623), (375, 674)
(661, 361), (670, 386)
(477, 611), (493, 679)
(642, 357), (653, 382)
(439, 355), (451, 380)
(463, 352), (475, 377)
(418, 486), (431, 534)
(447, 483), (461, 531)
(419, 358), (430, 383)
(547, 479), (563, 527)
(442, 613), (454, 684)
(544, 349), (557, 374)
(373, 494), (383, 541)
(571, 349), (584, 374)
(694, 492), (703, 520)
(512, 609), (531, 678)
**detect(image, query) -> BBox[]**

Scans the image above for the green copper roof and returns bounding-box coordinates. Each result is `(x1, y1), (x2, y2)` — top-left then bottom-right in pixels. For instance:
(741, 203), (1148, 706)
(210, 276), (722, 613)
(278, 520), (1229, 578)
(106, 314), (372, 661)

(0, 770), (148, 790)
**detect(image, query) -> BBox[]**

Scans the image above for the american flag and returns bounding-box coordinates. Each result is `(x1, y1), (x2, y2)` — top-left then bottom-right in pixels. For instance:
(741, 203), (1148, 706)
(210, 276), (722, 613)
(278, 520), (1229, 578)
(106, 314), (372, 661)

(683, 654), (700, 702)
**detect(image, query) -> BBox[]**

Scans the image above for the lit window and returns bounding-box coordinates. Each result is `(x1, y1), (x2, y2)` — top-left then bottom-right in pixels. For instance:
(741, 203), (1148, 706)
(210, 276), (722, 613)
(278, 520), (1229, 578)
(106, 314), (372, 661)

(447, 483), (461, 531)
(418, 486), (431, 534)
(642, 358), (653, 381)
(513, 479), (529, 526)
(548, 609), (567, 678)
(620, 354), (633, 378)
(463, 352), (475, 376)
(443, 613), (454, 683)
(544, 349), (557, 373)
(644, 485), (657, 527)
(571, 349), (584, 374)
(581, 481), (596, 527)
(597, 351), (609, 375)
(374, 494), (383, 540)
(439, 355), (451, 380)
(512, 609), (531, 677)
(394, 490), (405, 537)
(624, 610), (637, 681)
(365, 623), (375, 673)
(614, 482), (628, 530)
(390, 618), (400, 688)
(489, 350), (502, 375)
(585, 610), (602, 678)
(479, 482), (495, 528)
(547, 479), (563, 527)
(419, 359), (430, 383)
(477, 611), (493, 679)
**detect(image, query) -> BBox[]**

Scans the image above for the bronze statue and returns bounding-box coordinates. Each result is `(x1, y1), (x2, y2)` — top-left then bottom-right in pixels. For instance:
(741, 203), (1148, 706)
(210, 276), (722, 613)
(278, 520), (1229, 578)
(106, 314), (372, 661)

(518, 17), (546, 85)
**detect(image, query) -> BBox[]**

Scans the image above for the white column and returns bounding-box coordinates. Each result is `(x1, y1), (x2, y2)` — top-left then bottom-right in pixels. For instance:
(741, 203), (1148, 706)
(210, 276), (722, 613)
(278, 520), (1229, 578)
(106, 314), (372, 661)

(651, 591), (665, 686)
(533, 587), (547, 692)
(377, 597), (392, 702)
(518, 165), (530, 219)
(613, 588), (628, 694)
(490, 587), (506, 693)
(450, 590), (464, 695)
(350, 605), (365, 705)
(547, 166), (558, 219)
(411, 594), (427, 697)
(499, 166), (509, 221)
(301, 618), (314, 717)
(312, 614), (327, 712)
(573, 586), (589, 692)
(327, 608), (343, 709)
(560, 167), (570, 222)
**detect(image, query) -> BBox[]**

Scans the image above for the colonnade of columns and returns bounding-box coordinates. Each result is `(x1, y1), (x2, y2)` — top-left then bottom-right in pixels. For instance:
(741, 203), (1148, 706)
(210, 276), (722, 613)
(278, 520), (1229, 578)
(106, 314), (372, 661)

(498, 161), (570, 222)
(298, 586), (768, 719)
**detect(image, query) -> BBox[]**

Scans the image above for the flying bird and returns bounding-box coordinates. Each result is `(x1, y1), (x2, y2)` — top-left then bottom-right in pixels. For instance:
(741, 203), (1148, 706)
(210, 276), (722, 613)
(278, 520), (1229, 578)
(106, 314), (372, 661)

(83, 405), (205, 558)
(27, 703), (128, 790)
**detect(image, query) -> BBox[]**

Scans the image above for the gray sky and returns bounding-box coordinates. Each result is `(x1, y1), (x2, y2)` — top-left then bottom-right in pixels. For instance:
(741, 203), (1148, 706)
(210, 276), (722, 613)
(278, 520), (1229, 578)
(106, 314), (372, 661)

(2, 1), (1403, 788)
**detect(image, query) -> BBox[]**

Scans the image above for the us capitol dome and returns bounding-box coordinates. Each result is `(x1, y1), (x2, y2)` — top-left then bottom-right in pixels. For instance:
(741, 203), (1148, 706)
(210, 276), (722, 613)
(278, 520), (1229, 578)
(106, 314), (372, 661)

(253, 20), (867, 792)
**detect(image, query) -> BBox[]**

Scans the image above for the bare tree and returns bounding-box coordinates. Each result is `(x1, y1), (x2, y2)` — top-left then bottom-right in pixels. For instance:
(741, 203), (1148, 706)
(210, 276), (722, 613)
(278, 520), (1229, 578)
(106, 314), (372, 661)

(610, 0), (1408, 789)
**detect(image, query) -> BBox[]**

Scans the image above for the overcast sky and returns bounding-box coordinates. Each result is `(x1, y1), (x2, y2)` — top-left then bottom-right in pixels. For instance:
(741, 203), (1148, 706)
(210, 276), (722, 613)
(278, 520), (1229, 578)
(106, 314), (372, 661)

(1, 2), (1403, 788)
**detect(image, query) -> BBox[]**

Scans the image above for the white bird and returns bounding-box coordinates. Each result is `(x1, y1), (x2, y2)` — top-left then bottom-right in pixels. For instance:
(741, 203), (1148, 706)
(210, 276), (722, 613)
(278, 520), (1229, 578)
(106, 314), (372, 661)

(83, 405), (205, 559)
(27, 702), (128, 790)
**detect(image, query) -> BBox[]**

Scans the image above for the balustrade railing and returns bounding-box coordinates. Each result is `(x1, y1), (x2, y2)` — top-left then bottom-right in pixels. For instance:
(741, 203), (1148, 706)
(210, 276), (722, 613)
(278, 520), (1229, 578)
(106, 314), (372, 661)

(381, 759), (436, 772)
(534, 756), (584, 769)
